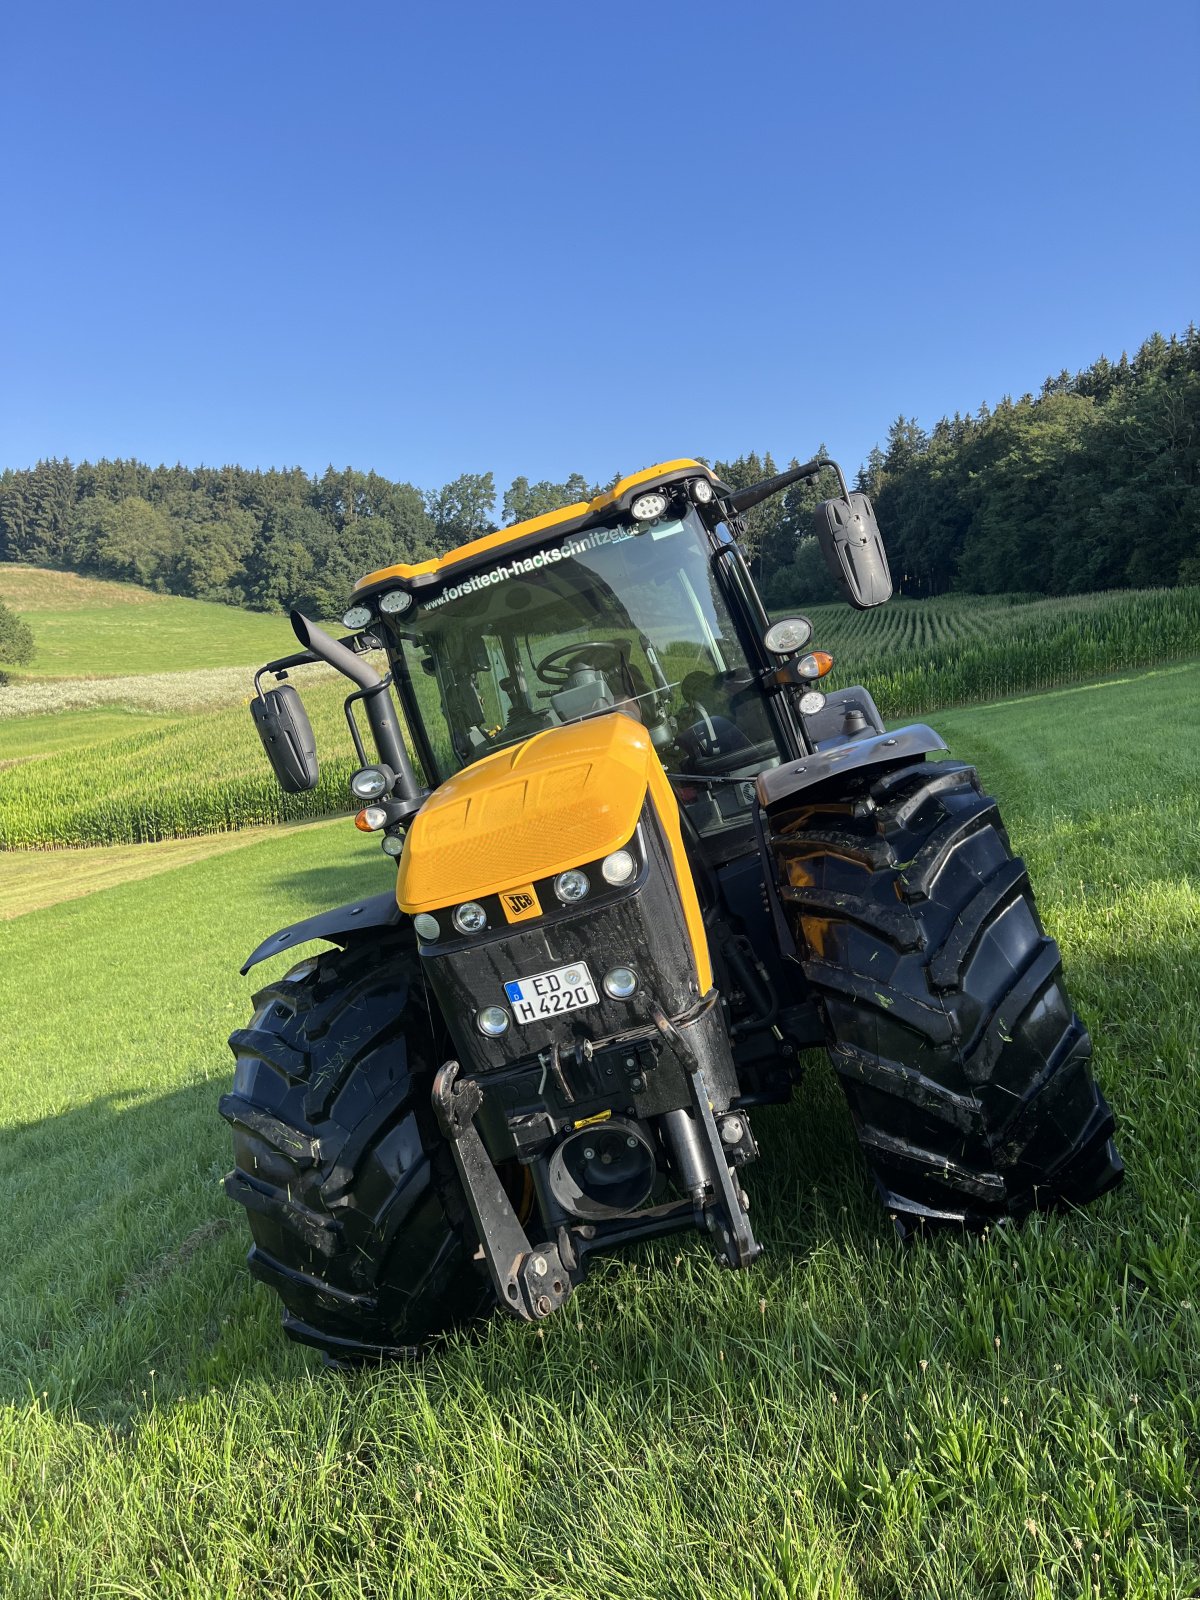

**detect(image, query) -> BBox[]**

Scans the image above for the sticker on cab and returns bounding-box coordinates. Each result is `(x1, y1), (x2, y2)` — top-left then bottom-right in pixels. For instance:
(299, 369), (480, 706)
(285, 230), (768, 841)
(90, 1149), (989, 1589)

(499, 883), (542, 923)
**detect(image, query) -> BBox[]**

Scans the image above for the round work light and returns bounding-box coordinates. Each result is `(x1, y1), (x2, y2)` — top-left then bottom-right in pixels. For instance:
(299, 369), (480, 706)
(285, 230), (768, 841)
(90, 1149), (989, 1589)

(601, 849), (636, 886)
(554, 869), (590, 904)
(603, 967), (639, 999)
(763, 617), (813, 655)
(349, 766), (391, 800)
(453, 901), (488, 935)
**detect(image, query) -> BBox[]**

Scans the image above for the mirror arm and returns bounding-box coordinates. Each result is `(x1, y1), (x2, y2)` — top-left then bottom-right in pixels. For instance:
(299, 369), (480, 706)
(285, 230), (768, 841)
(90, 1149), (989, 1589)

(254, 650), (320, 698)
(726, 456), (848, 516)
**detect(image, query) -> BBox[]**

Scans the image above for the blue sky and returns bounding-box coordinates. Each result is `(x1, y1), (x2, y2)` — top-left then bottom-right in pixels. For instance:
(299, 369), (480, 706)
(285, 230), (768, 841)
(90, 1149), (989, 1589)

(1, 0), (1195, 497)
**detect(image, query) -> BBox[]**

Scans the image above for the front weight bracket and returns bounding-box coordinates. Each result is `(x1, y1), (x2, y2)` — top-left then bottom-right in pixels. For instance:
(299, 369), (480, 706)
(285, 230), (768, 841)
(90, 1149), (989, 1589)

(432, 1060), (571, 1322)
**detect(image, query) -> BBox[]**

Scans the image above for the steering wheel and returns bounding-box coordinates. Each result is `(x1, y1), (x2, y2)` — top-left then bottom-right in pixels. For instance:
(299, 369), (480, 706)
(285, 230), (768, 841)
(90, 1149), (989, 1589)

(534, 639), (631, 686)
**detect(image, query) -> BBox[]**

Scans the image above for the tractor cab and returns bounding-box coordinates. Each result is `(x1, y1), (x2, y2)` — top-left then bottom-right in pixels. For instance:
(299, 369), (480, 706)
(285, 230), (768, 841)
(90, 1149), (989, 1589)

(363, 472), (787, 847)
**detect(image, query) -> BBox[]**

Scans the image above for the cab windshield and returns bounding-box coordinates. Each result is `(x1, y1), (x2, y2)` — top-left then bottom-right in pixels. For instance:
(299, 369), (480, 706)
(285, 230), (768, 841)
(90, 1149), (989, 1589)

(385, 508), (782, 836)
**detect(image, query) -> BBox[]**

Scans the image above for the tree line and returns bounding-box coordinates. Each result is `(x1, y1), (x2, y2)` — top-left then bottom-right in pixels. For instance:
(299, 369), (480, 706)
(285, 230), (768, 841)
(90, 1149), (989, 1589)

(0, 325), (1194, 621)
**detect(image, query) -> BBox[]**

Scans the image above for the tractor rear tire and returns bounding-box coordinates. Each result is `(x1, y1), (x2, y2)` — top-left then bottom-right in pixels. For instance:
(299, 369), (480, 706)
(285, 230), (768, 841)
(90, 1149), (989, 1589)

(219, 936), (490, 1362)
(770, 758), (1123, 1231)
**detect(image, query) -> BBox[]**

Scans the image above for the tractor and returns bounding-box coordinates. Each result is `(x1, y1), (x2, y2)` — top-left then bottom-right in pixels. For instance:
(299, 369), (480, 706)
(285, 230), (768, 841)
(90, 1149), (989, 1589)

(222, 455), (1122, 1362)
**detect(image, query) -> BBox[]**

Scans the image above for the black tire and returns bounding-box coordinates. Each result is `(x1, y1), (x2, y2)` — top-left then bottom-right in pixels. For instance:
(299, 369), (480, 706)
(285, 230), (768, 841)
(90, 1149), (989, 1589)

(219, 935), (491, 1361)
(770, 758), (1123, 1231)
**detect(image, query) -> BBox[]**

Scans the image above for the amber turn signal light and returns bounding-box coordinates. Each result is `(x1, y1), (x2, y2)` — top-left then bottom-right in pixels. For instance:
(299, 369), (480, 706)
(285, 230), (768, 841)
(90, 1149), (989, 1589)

(798, 651), (834, 680)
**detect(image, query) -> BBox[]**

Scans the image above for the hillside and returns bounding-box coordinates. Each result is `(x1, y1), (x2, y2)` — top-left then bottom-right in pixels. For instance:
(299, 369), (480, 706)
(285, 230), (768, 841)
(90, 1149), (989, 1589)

(0, 566), (294, 679)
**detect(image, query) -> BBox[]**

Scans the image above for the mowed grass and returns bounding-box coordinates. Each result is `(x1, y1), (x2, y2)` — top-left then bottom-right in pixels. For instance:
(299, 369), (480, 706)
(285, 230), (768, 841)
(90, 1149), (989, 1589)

(797, 586), (1200, 719)
(1, 667), (1197, 1598)
(0, 818), (341, 920)
(0, 565), (297, 678)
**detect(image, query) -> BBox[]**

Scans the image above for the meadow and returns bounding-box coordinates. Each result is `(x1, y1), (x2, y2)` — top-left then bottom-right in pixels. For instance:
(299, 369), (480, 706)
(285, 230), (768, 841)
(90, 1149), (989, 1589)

(1, 664), (1196, 1598)
(0, 565), (293, 679)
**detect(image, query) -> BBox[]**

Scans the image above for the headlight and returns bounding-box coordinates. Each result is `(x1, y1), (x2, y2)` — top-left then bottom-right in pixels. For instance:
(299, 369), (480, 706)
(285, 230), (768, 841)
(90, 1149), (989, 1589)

(554, 869), (590, 903)
(631, 491), (668, 522)
(453, 901), (488, 935)
(414, 913), (440, 941)
(379, 588), (413, 615)
(601, 849), (636, 886)
(341, 603), (372, 629)
(603, 967), (638, 999)
(476, 1006), (510, 1037)
(763, 616), (813, 655)
(350, 766), (391, 800)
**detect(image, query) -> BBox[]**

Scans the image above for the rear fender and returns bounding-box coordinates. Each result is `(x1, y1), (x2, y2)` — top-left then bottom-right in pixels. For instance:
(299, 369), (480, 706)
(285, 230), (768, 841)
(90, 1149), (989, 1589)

(756, 723), (948, 810)
(241, 891), (402, 974)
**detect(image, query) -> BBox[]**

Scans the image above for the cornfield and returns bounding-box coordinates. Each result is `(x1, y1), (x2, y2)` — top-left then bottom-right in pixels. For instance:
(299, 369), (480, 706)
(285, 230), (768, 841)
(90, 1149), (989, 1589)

(799, 586), (1200, 718)
(3, 587), (1197, 849)
(0, 678), (361, 850)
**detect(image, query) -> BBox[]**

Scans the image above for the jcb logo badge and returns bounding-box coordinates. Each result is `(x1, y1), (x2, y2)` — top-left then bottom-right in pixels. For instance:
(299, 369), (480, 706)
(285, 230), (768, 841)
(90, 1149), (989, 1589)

(500, 884), (542, 923)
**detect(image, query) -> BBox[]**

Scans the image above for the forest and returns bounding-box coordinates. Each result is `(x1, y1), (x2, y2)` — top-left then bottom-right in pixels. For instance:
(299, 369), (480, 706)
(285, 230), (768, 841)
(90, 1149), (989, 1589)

(0, 325), (1195, 623)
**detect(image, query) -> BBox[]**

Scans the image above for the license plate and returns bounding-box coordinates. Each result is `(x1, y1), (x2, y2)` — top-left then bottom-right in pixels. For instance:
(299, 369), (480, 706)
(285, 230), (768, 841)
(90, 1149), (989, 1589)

(504, 962), (598, 1025)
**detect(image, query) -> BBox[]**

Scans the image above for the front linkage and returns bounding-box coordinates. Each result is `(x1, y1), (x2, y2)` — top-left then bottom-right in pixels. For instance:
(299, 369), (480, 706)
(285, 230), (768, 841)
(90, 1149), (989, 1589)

(433, 1004), (762, 1325)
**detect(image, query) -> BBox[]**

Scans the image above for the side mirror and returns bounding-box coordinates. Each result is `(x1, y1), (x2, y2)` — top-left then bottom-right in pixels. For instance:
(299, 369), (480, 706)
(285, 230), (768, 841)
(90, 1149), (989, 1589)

(250, 683), (319, 793)
(812, 492), (893, 610)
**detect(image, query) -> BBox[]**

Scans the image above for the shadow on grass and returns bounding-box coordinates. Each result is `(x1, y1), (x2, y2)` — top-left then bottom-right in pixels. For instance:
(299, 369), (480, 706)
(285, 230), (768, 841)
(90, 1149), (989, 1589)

(6, 919), (1176, 1429)
(262, 854), (397, 911)
(0, 1054), (881, 1425)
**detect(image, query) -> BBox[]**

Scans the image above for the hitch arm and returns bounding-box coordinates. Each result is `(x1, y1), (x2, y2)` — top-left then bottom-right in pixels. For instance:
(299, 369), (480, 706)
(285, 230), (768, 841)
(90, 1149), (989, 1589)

(432, 1061), (571, 1322)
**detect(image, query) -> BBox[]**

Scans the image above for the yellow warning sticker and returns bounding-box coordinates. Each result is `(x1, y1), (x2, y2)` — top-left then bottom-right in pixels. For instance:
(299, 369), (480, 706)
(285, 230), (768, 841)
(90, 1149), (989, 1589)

(572, 1109), (613, 1130)
(499, 883), (542, 923)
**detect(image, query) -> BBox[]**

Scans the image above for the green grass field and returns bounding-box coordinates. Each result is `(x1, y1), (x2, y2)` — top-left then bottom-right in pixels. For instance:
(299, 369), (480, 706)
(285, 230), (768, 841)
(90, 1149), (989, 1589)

(0, 566), (294, 679)
(2, 664), (1196, 1598)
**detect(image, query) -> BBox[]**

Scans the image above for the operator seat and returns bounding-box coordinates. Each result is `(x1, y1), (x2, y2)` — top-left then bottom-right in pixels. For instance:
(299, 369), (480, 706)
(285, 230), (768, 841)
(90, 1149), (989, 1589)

(675, 670), (755, 767)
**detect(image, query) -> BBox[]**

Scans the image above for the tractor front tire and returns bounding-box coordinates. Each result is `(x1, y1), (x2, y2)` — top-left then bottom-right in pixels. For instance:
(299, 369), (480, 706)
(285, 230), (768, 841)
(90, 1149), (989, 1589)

(219, 937), (490, 1362)
(771, 758), (1123, 1231)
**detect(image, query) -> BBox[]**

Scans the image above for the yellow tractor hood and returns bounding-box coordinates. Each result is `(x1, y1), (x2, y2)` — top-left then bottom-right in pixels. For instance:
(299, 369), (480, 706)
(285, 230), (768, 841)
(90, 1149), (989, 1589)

(396, 714), (658, 914)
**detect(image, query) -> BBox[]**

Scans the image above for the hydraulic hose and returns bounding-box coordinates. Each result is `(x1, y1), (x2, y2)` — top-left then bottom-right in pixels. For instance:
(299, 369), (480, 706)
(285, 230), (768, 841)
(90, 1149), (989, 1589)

(289, 611), (422, 804)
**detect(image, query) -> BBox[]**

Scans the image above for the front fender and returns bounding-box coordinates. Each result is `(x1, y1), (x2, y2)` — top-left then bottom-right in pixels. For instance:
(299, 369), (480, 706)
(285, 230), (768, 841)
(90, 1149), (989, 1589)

(756, 723), (948, 810)
(241, 890), (402, 974)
